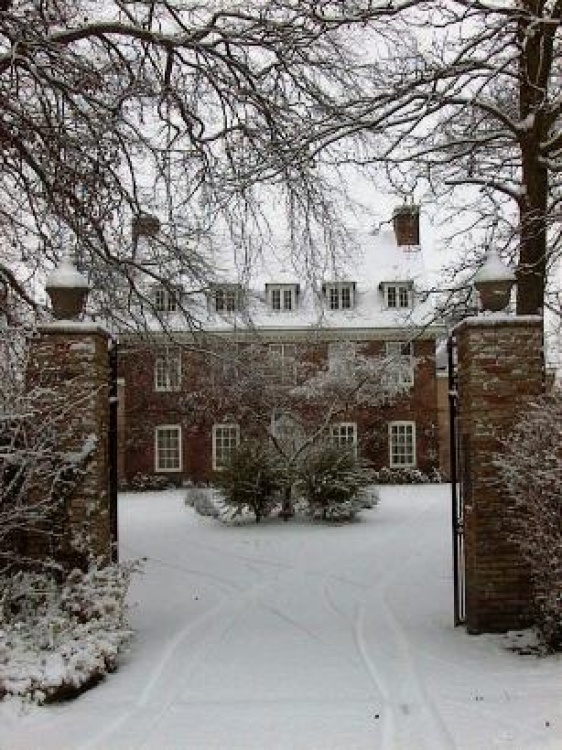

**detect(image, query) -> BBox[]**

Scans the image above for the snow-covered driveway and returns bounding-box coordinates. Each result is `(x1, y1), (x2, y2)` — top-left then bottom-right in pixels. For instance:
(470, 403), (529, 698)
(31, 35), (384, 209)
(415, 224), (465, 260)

(2, 485), (562, 749)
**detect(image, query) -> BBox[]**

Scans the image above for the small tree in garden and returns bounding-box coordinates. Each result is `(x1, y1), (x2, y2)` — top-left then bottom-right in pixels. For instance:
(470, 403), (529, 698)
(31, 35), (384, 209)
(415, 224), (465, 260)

(195, 337), (408, 517)
(496, 392), (562, 651)
(295, 443), (375, 522)
(213, 441), (280, 524)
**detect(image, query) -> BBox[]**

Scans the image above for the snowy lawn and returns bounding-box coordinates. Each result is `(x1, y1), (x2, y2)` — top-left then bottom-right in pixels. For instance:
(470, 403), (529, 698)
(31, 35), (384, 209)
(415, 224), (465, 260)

(1, 485), (561, 750)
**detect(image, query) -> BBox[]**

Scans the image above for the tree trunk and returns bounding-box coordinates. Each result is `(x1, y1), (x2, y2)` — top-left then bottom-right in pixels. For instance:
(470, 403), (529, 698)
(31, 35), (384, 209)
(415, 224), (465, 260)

(517, 158), (548, 316)
(280, 486), (294, 521)
(516, 2), (555, 315)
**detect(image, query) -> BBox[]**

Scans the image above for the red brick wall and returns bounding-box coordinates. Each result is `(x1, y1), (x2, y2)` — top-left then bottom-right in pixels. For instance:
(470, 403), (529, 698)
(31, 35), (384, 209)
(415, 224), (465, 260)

(118, 334), (441, 485)
(24, 325), (113, 570)
(456, 316), (543, 633)
(392, 206), (420, 246)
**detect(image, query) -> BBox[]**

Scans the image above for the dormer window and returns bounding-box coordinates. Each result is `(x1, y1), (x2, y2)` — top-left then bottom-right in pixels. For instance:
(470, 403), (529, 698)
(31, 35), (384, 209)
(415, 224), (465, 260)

(212, 284), (244, 313)
(266, 284), (299, 312)
(382, 282), (413, 310)
(154, 286), (179, 313)
(323, 282), (355, 310)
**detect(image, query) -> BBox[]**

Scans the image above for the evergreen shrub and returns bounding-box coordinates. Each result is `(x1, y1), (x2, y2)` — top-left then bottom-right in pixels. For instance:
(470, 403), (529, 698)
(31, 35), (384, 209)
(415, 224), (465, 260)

(295, 443), (375, 522)
(213, 441), (280, 523)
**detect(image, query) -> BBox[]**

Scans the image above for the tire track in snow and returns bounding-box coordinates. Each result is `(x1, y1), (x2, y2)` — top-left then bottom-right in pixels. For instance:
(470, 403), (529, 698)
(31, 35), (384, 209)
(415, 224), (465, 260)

(349, 494), (458, 750)
(78, 591), (247, 750)
(121, 543), (245, 594)
(80, 557), (317, 750)
(85, 490), (451, 749)
(354, 601), (396, 750)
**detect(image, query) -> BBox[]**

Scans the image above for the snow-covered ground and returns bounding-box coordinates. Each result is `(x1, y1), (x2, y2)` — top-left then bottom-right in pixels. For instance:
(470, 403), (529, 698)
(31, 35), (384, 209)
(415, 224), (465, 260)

(2, 485), (562, 749)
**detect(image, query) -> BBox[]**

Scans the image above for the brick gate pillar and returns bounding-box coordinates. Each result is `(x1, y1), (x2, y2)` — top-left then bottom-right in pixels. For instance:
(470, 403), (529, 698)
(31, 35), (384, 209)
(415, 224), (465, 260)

(456, 315), (543, 633)
(25, 323), (113, 571)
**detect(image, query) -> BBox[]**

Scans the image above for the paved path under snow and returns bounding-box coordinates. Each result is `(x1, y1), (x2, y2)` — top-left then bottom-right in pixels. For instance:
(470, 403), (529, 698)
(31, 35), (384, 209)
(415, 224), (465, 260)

(2, 486), (562, 750)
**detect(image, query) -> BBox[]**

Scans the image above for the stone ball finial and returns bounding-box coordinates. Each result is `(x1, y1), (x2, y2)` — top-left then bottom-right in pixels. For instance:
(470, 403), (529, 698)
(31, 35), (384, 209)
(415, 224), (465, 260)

(473, 248), (516, 313)
(45, 254), (90, 320)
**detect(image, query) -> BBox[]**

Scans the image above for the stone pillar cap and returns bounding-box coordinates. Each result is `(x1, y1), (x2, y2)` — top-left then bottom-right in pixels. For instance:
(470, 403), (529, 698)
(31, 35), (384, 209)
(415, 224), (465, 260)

(46, 254), (89, 290)
(473, 248), (515, 284)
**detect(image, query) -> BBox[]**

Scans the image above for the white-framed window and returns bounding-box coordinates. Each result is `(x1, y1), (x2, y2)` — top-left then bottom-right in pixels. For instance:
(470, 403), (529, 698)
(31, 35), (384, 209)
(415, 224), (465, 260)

(267, 284), (298, 312)
(154, 286), (178, 312)
(384, 341), (414, 386)
(383, 283), (413, 310)
(271, 411), (305, 457)
(213, 285), (243, 313)
(268, 343), (297, 385)
(388, 421), (416, 467)
(212, 423), (240, 470)
(154, 349), (181, 392)
(328, 341), (356, 376)
(155, 425), (182, 472)
(330, 422), (358, 456)
(323, 282), (355, 310)
(210, 342), (239, 386)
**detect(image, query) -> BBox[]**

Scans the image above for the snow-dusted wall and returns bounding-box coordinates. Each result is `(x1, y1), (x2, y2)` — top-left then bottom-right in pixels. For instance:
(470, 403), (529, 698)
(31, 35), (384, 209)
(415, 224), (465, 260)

(23, 324), (113, 570)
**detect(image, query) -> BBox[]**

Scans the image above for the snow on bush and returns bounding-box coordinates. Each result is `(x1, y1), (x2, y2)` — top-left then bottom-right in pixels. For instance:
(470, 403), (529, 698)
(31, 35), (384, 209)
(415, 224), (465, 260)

(212, 442), (281, 523)
(188, 487), (220, 518)
(495, 392), (562, 651)
(295, 443), (376, 522)
(122, 473), (173, 492)
(0, 562), (137, 703)
(372, 466), (442, 484)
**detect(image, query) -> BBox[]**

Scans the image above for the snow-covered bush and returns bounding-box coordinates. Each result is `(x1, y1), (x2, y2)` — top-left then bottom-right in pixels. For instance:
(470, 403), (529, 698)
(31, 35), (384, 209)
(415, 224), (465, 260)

(213, 441), (280, 523)
(123, 473), (173, 492)
(295, 444), (375, 522)
(372, 466), (442, 484)
(191, 487), (221, 518)
(0, 562), (137, 703)
(495, 393), (562, 651)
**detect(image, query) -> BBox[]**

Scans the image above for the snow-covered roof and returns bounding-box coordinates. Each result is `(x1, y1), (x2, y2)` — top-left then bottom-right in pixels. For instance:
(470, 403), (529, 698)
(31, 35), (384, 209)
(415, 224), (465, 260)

(146, 223), (442, 336)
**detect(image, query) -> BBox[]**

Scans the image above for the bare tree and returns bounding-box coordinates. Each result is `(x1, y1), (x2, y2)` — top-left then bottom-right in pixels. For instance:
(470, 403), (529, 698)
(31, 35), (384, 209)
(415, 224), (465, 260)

(330, 1), (562, 315)
(0, 325), (98, 573)
(0, 1), (422, 327)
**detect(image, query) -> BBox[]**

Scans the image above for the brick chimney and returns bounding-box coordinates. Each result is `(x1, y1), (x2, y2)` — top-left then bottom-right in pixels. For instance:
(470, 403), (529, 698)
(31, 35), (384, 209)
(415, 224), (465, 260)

(392, 203), (420, 246)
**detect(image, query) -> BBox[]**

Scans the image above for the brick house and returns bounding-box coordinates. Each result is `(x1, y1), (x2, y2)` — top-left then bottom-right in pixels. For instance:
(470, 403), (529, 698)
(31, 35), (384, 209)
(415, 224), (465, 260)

(117, 205), (446, 485)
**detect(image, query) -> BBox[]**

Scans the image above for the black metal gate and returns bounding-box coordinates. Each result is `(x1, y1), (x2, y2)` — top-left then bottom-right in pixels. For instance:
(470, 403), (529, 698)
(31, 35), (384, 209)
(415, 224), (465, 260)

(448, 334), (465, 626)
(108, 338), (119, 562)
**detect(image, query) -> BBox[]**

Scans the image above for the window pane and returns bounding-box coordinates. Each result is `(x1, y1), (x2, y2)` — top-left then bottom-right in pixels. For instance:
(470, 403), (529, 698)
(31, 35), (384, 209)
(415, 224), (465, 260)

(155, 288), (165, 311)
(399, 286), (410, 308)
(271, 412), (304, 456)
(329, 287), (339, 310)
(387, 286), (397, 308)
(269, 343), (296, 385)
(385, 341), (414, 386)
(271, 289), (281, 310)
(156, 427), (181, 471)
(331, 423), (357, 447)
(225, 290), (237, 311)
(155, 350), (181, 391)
(328, 341), (356, 375)
(214, 425), (239, 469)
(283, 289), (293, 310)
(215, 289), (225, 311)
(389, 423), (415, 467)
(341, 286), (351, 309)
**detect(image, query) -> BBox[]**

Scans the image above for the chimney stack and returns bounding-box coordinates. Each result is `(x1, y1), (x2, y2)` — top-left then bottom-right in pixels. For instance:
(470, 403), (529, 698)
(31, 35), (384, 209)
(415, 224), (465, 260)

(392, 203), (420, 246)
